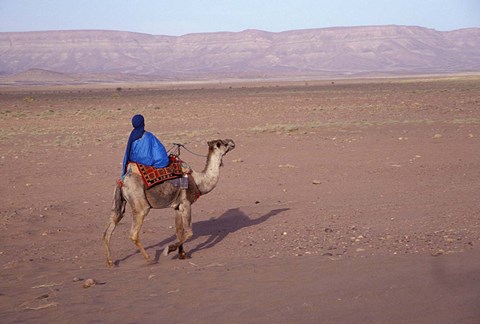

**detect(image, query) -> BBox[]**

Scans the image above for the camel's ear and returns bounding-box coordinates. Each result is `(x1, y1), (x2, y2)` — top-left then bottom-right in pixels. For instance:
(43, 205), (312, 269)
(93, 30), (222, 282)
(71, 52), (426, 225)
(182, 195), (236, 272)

(208, 140), (221, 149)
(207, 140), (217, 151)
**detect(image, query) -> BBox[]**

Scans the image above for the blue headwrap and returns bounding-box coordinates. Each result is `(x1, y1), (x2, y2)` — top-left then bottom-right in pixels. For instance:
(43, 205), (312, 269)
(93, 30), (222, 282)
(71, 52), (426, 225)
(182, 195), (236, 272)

(122, 114), (145, 175)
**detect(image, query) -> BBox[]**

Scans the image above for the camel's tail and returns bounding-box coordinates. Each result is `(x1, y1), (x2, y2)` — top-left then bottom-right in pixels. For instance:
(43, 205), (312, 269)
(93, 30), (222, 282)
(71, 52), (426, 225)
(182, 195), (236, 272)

(111, 180), (126, 221)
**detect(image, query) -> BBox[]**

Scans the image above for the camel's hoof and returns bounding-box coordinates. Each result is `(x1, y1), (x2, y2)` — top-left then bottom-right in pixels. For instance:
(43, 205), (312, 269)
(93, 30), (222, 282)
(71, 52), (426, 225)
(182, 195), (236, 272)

(145, 257), (156, 265)
(163, 245), (178, 257)
(107, 260), (114, 267)
(179, 251), (187, 260)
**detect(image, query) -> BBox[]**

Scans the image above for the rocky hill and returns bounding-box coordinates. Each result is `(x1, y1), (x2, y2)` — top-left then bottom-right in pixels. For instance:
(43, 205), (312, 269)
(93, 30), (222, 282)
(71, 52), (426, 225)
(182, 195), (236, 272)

(1, 25), (479, 81)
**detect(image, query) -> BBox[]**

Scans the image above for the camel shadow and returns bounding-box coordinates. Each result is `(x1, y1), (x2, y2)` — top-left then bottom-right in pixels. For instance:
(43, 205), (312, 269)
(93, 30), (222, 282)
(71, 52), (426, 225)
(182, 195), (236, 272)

(188, 207), (289, 257)
(113, 207), (288, 265)
(152, 207), (289, 261)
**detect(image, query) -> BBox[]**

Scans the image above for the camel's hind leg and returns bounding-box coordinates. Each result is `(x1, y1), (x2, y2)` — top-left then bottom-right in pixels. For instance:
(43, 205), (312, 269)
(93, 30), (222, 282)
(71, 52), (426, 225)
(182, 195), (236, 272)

(103, 184), (126, 266)
(163, 198), (192, 259)
(103, 208), (126, 266)
(129, 200), (152, 263)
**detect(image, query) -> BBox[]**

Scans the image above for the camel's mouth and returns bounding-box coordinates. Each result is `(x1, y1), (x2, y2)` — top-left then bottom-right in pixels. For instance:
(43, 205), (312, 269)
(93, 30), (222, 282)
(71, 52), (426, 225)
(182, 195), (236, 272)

(220, 139), (235, 167)
(224, 139), (235, 153)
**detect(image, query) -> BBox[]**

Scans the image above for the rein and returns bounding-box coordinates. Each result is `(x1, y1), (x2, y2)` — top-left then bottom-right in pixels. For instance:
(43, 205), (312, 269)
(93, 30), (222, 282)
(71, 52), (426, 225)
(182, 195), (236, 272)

(168, 143), (207, 158)
(167, 143), (203, 201)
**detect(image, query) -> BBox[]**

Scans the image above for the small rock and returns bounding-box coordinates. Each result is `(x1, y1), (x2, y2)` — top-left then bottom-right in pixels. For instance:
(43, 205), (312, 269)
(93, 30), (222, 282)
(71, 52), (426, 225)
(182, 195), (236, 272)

(278, 164), (296, 168)
(433, 133), (442, 139)
(312, 180), (321, 185)
(72, 277), (82, 282)
(83, 278), (97, 288)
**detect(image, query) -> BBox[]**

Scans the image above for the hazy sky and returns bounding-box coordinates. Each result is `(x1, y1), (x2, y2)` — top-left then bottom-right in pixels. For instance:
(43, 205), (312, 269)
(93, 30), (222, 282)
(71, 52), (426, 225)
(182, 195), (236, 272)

(1, 0), (479, 35)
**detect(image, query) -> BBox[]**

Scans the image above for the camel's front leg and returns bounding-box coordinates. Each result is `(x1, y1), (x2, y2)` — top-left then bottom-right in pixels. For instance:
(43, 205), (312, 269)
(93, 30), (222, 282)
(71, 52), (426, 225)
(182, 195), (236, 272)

(163, 198), (192, 259)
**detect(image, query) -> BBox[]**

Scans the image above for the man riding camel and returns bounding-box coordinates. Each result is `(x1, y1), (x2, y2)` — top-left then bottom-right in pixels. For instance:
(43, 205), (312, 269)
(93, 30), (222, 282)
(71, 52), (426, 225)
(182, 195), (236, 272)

(122, 114), (169, 176)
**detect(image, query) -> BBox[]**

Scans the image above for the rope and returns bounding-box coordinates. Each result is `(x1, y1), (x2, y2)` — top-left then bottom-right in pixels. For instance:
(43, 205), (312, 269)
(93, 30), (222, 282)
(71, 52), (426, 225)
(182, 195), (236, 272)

(167, 143), (207, 158)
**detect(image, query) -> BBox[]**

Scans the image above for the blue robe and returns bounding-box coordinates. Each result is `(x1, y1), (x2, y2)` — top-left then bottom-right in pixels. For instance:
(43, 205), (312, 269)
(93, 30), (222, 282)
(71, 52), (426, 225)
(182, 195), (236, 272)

(122, 131), (169, 175)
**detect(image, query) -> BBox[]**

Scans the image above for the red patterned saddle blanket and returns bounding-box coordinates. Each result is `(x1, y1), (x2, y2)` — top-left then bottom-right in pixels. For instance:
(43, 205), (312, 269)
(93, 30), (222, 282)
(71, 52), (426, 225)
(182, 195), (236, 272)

(133, 156), (187, 189)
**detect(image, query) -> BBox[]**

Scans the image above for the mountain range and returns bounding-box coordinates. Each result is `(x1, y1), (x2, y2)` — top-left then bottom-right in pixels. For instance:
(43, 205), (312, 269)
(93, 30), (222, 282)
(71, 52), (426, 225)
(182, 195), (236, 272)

(1, 25), (479, 82)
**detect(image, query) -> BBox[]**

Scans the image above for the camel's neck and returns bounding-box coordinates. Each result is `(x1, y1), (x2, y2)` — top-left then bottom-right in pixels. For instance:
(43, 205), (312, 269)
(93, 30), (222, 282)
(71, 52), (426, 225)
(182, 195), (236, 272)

(191, 151), (223, 195)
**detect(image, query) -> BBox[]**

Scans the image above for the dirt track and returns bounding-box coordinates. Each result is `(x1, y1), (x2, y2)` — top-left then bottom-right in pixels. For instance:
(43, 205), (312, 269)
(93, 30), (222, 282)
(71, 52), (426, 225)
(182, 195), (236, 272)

(1, 76), (480, 323)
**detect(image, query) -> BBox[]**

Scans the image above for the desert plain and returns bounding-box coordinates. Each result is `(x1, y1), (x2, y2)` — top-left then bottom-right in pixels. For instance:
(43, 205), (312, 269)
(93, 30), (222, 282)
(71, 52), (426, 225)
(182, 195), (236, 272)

(1, 75), (480, 323)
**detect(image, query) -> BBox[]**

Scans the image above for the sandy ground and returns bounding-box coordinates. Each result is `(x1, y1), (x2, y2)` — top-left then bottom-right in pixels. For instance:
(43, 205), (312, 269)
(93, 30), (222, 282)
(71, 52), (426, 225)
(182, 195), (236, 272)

(1, 76), (480, 323)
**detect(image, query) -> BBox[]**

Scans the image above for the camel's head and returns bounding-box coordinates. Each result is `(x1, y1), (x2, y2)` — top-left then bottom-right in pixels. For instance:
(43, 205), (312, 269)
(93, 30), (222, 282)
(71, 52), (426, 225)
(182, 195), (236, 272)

(208, 139), (236, 158)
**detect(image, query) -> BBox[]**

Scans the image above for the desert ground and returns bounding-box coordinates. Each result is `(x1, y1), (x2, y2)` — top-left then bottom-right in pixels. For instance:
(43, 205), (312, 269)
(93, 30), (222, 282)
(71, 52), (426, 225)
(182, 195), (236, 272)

(1, 75), (480, 323)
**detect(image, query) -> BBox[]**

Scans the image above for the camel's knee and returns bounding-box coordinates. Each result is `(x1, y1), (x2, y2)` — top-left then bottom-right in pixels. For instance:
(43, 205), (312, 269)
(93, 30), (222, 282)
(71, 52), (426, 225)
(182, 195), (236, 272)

(103, 221), (116, 242)
(129, 209), (148, 241)
(108, 210), (124, 228)
(175, 226), (183, 237)
(184, 229), (193, 241)
(129, 231), (139, 244)
(113, 215), (123, 225)
(130, 230), (147, 248)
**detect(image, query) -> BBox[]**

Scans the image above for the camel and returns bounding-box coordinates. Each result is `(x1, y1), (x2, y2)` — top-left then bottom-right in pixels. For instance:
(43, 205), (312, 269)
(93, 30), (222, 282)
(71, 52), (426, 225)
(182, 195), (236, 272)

(103, 139), (235, 266)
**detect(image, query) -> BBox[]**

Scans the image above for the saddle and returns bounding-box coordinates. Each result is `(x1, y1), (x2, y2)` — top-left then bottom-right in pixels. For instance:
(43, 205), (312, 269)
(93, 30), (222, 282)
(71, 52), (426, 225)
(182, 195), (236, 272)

(128, 155), (191, 189)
